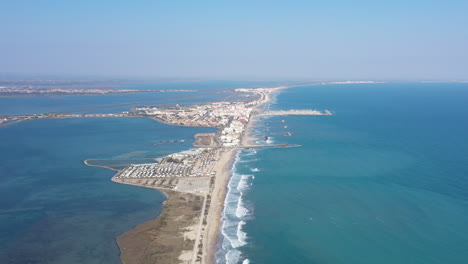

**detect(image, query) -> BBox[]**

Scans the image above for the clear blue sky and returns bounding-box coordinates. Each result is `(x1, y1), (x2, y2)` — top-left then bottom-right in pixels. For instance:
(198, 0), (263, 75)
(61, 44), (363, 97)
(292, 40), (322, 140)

(1, 0), (467, 80)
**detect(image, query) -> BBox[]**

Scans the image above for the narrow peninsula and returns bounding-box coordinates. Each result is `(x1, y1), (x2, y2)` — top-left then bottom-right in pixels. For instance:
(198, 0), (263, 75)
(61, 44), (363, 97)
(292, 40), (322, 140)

(81, 86), (331, 264)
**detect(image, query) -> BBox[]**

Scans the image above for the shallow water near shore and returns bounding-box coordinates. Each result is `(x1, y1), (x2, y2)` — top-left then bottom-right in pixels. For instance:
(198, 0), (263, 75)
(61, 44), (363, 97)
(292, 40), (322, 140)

(221, 83), (468, 264)
(0, 117), (214, 263)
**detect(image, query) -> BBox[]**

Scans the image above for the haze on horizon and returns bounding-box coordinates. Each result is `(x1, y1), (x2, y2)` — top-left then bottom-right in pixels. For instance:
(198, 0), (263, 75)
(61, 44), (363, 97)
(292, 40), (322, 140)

(1, 0), (467, 80)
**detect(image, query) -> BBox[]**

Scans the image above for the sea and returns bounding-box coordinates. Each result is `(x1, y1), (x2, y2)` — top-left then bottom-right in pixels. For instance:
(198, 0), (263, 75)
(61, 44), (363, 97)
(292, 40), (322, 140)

(2, 81), (468, 264)
(0, 80), (280, 263)
(217, 83), (468, 264)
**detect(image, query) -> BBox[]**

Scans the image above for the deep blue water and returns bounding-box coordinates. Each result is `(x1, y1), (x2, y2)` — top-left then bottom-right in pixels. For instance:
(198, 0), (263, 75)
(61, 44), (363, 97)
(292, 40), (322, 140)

(220, 83), (468, 264)
(0, 117), (214, 263)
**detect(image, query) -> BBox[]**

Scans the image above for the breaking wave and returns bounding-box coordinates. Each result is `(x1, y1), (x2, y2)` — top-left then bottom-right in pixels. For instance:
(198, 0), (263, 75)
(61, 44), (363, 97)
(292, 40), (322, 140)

(265, 136), (275, 144)
(217, 150), (255, 264)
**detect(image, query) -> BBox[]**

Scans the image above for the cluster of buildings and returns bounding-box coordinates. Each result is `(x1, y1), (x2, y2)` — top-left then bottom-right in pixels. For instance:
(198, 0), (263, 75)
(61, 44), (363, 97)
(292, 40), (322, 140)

(135, 100), (254, 130)
(1, 112), (133, 127)
(119, 162), (194, 178)
(0, 117), (12, 125)
(135, 88), (275, 147)
(116, 148), (218, 179)
(0, 116), (23, 126)
(116, 88), (278, 179)
(56, 113), (130, 118)
(137, 101), (254, 147)
(0, 86), (140, 95)
(219, 118), (248, 147)
(0, 78), (197, 96)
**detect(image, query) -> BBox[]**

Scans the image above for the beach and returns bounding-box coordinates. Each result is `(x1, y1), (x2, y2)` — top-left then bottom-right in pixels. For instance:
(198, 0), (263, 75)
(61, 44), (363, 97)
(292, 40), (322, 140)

(112, 86), (288, 264)
(202, 148), (237, 264)
(201, 87), (282, 263)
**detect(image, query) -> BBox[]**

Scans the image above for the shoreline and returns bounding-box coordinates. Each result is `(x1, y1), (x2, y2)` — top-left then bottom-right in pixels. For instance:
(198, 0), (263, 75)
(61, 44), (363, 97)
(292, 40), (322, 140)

(204, 86), (284, 263)
(202, 148), (238, 264)
(105, 85), (290, 264)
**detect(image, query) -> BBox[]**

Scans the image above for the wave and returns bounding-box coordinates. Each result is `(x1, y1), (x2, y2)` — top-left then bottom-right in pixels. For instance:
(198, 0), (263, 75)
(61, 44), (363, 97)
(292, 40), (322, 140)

(217, 151), (255, 264)
(237, 175), (252, 191)
(217, 91), (278, 263)
(235, 195), (249, 219)
(225, 249), (242, 264)
(265, 136), (275, 144)
(237, 220), (248, 245)
(238, 158), (258, 164)
(244, 149), (257, 156)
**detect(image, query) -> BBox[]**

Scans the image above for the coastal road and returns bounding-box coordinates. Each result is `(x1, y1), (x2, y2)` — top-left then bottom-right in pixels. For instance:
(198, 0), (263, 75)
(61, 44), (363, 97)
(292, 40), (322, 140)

(192, 194), (208, 264)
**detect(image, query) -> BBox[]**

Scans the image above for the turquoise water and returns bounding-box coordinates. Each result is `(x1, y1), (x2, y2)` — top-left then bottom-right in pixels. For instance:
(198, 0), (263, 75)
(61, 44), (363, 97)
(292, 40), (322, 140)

(0, 117), (214, 263)
(0, 80), (277, 263)
(220, 83), (468, 264)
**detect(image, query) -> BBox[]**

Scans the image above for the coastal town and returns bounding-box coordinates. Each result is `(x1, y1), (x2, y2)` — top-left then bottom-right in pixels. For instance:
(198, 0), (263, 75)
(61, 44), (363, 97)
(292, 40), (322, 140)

(98, 86), (331, 264)
(3, 0), (461, 263)
(2, 85), (332, 264)
(0, 78), (196, 96)
(118, 148), (218, 179)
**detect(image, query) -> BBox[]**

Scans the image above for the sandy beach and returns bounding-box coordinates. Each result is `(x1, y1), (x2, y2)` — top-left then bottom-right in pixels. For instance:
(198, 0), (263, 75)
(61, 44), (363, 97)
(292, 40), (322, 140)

(241, 115), (261, 146)
(201, 86), (284, 263)
(112, 86), (287, 264)
(201, 148), (237, 264)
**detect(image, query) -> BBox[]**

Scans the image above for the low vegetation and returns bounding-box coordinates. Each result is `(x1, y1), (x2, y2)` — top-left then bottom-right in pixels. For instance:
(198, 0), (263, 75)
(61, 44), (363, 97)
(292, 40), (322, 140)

(117, 191), (203, 264)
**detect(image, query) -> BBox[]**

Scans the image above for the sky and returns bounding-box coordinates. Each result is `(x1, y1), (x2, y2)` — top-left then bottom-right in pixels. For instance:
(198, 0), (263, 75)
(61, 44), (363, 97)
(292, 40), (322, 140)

(1, 0), (467, 80)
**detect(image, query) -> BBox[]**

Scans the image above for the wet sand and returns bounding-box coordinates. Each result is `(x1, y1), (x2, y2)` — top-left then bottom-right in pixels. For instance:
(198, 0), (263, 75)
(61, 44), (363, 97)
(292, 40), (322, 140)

(201, 86), (285, 263)
(201, 148), (237, 264)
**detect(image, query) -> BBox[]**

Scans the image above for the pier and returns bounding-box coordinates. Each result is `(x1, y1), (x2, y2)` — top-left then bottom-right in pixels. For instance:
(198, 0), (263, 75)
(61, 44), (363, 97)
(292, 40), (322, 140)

(237, 144), (301, 149)
(258, 109), (332, 116)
